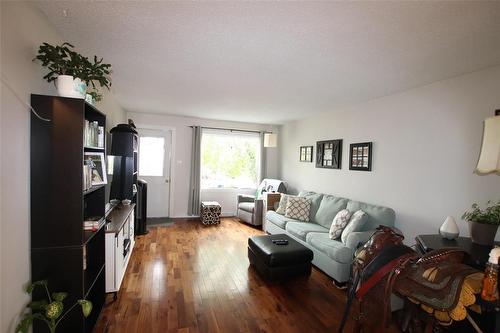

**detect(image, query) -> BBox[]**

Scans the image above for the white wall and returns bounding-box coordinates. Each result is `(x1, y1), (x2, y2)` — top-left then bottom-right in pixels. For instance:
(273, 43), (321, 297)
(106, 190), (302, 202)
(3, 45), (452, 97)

(128, 111), (279, 217)
(280, 66), (500, 244)
(0, 2), (125, 331)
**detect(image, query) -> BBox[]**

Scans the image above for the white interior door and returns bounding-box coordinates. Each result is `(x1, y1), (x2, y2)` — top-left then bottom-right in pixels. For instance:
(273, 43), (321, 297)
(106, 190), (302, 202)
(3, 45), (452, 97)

(137, 128), (171, 218)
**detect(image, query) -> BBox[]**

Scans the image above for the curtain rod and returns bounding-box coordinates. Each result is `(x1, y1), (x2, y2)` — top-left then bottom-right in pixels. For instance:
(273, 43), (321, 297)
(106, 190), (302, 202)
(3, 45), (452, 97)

(188, 125), (272, 134)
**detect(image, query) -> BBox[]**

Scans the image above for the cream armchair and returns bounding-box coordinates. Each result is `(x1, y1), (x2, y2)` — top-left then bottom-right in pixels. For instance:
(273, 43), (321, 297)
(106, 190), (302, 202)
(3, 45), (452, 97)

(236, 179), (286, 226)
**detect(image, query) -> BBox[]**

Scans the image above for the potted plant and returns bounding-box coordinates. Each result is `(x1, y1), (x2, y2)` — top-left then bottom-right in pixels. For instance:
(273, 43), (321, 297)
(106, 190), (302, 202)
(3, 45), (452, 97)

(79, 55), (112, 104)
(34, 42), (112, 102)
(34, 42), (86, 98)
(462, 201), (500, 246)
(16, 280), (92, 333)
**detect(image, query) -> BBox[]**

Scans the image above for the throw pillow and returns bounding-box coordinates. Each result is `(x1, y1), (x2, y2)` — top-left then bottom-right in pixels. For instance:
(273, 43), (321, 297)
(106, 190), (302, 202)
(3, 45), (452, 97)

(329, 209), (352, 240)
(285, 196), (311, 222)
(341, 210), (368, 244)
(276, 194), (294, 215)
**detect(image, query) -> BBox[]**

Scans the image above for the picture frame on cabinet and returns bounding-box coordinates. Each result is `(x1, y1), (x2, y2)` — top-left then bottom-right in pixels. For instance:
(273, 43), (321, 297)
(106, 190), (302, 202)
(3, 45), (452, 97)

(84, 151), (107, 185)
(349, 142), (372, 171)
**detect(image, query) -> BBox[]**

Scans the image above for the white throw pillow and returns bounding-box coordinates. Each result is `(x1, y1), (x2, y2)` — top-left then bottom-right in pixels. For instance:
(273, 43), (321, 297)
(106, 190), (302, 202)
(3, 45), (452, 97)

(329, 209), (352, 240)
(276, 194), (294, 215)
(285, 197), (311, 222)
(341, 210), (368, 244)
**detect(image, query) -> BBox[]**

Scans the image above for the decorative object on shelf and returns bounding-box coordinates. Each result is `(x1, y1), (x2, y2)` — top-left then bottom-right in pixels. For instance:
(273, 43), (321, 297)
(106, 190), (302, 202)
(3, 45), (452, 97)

(439, 216), (459, 240)
(264, 133), (278, 147)
(474, 110), (500, 175)
(34, 42), (111, 101)
(462, 201), (500, 246)
(84, 120), (104, 148)
(16, 280), (92, 333)
(349, 142), (372, 171)
(83, 160), (93, 191)
(84, 152), (107, 186)
(316, 139), (342, 169)
(299, 146), (313, 162)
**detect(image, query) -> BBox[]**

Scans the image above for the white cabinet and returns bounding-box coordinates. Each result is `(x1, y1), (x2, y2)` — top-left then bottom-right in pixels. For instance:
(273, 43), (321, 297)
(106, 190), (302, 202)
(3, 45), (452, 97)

(105, 205), (135, 294)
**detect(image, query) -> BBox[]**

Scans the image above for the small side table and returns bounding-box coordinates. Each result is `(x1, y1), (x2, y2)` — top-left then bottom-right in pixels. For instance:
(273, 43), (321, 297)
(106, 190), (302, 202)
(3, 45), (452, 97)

(200, 201), (221, 225)
(265, 192), (281, 211)
(416, 234), (500, 270)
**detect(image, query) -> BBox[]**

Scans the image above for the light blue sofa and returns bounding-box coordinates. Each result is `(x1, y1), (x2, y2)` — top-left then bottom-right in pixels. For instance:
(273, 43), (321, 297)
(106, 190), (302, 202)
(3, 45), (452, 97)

(264, 190), (395, 283)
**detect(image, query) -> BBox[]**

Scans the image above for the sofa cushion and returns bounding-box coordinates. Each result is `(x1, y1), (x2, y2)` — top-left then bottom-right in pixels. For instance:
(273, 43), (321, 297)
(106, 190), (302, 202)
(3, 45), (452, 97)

(346, 201), (395, 231)
(266, 210), (298, 229)
(306, 232), (354, 264)
(314, 195), (349, 228)
(285, 221), (329, 241)
(329, 209), (352, 240)
(285, 196), (311, 222)
(276, 194), (295, 215)
(238, 202), (255, 213)
(341, 210), (368, 244)
(298, 191), (324, 222)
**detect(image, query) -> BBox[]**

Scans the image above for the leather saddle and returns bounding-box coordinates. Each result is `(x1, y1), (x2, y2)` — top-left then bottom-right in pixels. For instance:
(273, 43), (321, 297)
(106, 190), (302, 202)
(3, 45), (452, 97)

(339, 226), (478, 333)
(390, 248), (477, 312)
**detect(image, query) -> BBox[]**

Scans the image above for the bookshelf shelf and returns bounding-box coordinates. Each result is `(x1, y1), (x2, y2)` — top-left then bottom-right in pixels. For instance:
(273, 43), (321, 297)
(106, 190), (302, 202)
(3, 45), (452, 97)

(30, 94), (106, 333)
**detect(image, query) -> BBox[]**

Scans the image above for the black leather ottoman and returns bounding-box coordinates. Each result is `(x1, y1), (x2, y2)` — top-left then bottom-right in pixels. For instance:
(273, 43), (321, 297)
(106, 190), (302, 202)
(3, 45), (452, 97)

(248, 234), (314, 280)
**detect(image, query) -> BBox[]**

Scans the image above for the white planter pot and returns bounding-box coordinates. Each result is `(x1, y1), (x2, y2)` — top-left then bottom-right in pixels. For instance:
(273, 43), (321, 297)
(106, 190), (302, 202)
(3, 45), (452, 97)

(56, 75), (86, 99)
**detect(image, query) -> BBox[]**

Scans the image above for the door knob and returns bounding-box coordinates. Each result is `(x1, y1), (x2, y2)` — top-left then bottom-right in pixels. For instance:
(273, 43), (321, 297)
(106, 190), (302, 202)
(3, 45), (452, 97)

(165, 179), (169, 183)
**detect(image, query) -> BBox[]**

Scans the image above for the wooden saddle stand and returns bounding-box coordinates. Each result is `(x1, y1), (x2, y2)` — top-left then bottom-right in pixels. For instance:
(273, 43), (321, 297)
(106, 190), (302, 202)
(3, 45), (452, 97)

(339, 226), (484, 333)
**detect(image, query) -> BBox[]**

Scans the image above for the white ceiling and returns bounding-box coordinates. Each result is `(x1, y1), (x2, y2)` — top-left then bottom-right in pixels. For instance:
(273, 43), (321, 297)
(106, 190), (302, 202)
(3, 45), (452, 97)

(36, 1), (500, 124)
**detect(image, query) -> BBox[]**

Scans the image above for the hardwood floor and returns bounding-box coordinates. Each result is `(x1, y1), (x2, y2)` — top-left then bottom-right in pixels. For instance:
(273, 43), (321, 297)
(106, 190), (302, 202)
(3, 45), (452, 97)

(94, 218), (396, 333)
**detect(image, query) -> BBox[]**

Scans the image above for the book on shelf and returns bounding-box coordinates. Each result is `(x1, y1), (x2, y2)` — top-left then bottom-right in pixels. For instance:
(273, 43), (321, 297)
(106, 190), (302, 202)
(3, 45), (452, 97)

(84, 120), (105, 148)
(84, 217), (104, 231)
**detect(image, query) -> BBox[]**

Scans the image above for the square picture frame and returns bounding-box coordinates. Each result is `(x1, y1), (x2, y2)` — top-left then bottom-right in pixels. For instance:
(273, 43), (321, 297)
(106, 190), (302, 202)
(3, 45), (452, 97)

(84, 152), (108, 185)
(316, 139), (342, 169)
(349, 142), (372, 171)
(299, 146), (313, 162)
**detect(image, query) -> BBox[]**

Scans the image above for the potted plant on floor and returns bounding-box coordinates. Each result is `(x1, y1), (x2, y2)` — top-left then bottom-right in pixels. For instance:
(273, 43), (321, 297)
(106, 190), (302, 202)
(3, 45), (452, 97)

(462, 201), (500, 246)
(16, 280), (92, 333)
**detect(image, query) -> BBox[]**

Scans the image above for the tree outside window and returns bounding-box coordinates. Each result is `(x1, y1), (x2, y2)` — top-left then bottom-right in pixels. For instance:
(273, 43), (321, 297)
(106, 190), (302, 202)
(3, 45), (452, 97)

(201, 130), (260, 189)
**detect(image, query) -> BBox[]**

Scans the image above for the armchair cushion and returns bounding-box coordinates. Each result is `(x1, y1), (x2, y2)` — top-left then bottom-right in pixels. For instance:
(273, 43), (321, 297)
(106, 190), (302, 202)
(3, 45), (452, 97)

(238, 202), (255, 213)
(237, 194), (256, 204)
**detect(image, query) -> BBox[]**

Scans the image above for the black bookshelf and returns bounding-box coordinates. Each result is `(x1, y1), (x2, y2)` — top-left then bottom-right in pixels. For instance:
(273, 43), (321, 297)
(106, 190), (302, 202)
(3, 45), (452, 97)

(30, 94), (105, 333)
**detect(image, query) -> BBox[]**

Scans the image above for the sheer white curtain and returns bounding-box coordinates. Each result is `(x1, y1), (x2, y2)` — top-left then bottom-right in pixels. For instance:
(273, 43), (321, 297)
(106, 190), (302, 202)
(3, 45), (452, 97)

(188, 126), (201, 215)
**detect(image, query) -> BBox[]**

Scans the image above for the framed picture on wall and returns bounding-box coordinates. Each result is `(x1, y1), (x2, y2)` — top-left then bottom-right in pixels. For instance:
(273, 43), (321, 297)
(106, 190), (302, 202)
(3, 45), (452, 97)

(316, 139), (342, 169)
(349, 142), (372, 171)
(299, 146), (313, 162)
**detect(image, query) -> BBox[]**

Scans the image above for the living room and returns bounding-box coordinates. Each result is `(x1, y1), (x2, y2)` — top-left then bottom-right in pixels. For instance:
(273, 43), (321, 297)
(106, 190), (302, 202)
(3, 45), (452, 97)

(1, 1), (500, 333)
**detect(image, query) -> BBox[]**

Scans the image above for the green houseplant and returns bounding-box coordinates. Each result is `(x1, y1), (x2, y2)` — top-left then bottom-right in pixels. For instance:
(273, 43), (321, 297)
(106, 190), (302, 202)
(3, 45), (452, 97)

(16, 280), (92, 333)
(462, 201), (500, 246)
(34, 42), (112, 102)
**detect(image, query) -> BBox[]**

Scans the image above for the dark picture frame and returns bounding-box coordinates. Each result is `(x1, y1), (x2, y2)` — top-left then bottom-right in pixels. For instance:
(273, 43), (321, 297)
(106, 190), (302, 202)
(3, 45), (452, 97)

(299, 146), (313, 162)
(349, 142), (372, 171)
(316, 140), (342, 169)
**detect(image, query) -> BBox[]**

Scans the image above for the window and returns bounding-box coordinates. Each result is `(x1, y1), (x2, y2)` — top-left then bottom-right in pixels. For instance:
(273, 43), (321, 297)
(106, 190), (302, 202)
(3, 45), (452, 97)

(138, 136), (165, 176)
(201, 129), (261, 189)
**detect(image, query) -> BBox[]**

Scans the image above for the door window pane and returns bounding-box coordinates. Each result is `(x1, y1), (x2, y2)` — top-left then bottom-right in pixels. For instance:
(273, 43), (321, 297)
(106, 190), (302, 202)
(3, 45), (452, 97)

(139, 136), (164, 176)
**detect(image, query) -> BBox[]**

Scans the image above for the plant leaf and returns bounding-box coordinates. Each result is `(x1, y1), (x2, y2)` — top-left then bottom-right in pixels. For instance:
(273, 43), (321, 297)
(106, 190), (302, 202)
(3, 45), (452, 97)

(51, 292), (68, 302)
(26, 280), (47, 294)
(29, 300), (48, 312)
(15, 315), (33, 333)
(78, 300), (93, 317)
